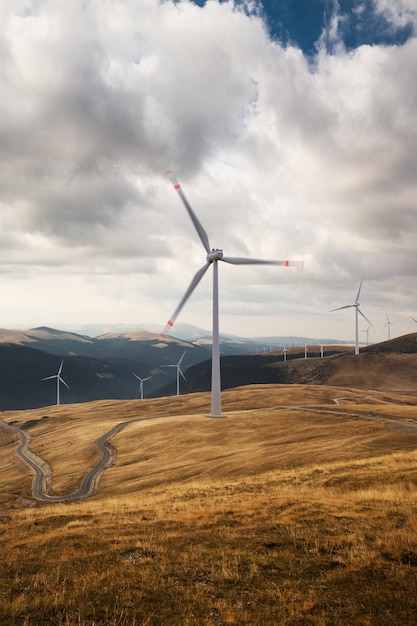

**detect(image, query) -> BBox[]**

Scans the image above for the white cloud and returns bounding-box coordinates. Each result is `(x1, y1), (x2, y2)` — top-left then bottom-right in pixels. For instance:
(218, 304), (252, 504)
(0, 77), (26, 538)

(374, 0), (417, 29)
(0, 0), (416, 343)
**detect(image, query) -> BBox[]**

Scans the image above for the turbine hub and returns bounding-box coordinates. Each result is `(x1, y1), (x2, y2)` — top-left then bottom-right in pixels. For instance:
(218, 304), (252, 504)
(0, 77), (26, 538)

(207, 248), (223, 262)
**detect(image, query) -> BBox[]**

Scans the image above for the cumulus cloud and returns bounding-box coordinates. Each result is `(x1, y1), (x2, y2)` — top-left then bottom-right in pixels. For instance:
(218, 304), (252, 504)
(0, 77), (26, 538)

(0, 0), (416, 341)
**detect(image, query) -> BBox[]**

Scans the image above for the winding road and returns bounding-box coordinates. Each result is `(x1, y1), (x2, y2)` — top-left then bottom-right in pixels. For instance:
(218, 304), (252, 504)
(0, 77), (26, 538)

(2, 395), (417, 503)
(0, 419), (132, 502)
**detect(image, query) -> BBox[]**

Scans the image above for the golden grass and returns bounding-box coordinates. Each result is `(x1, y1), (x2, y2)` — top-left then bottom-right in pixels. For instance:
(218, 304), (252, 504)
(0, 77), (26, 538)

(1, 384), (417, 624)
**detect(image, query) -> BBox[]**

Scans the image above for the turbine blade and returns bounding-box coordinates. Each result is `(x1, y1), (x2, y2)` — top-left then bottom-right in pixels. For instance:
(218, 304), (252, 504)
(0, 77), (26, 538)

(41, 374), (56, 381)
(355, 279), (363, 305)
(133, 373), (140, 380)
(59, 376), (70, 389)
(221, 256), (304, 267)
(177, 350), (186, 365)
(58, 359), (64, 375)
(357, 307), (372, 326)
(330, 305), (353, 312)
(410, 315), (417, 323)
(179, 368), (187, 381)
(167, 171), (211, 253)
(161, 262), (210, 337)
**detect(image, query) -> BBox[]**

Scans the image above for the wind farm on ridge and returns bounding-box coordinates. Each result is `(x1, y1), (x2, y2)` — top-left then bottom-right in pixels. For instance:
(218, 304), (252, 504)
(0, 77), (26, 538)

(2, 175), (417, 626)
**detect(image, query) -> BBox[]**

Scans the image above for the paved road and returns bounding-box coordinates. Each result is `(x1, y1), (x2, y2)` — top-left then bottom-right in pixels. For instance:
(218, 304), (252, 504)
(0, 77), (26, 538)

(2, 396), (417, 503)
(0, 419), (131, 502)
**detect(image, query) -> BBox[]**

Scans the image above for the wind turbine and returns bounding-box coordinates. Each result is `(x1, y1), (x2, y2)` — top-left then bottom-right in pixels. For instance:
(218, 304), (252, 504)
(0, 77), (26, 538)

(162, 350), (187, 396)
(281, 346), (289, 361)
(133, 373), (151, 400)
(384, 314), (393, 341)
(320, 344), (324, 358)
(162, 171), (303, 417)
(330, 279), (372, 355)
(41, 359), (69, 406)
(304, 345), (309, 359)
(362, 325), (371, 346)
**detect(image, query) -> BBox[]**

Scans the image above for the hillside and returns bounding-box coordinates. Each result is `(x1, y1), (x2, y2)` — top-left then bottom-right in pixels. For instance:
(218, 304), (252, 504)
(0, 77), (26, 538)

(169, 333), (417, 397)
(0, 330), (210, 410)
(284, 333), (417, 393)
(1, 329), (417, 410)
(1, 385), (417, 624)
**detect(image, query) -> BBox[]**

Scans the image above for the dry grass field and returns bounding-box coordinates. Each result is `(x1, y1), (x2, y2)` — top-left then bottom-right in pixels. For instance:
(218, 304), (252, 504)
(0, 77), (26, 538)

(1, 384), (417, 625)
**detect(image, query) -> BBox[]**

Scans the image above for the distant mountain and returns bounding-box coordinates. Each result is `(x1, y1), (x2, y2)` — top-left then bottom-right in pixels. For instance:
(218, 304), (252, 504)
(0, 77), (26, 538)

(0, 328), (211, 410)
(1, 324), (392, 410)
(0, 343), (152, 410)
(0, 326), (209, 363)
(0, 324), (344, 360)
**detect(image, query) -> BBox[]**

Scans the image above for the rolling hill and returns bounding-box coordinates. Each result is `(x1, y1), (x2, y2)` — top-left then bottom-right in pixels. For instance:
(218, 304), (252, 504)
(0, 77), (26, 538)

(1, 384), (417, 624)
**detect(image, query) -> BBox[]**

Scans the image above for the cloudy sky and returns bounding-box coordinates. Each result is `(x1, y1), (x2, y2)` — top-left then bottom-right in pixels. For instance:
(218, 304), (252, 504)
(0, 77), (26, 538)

(1, 0), (417, 343)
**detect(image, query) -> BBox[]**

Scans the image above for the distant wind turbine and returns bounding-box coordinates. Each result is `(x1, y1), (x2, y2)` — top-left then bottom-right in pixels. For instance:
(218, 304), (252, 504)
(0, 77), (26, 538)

(362, 325), (371, 346)
(304, 345), (309, 359)
(162, 350), (187, 396)
(330, 279), (372, 355)
(41, 359), (69, 406)
(133, 373), (151, 400)
(281, 346), (289, 361)
(162, 171), (303, 417)
(320, 344), (324, 358)
(384, 314), (393, 341)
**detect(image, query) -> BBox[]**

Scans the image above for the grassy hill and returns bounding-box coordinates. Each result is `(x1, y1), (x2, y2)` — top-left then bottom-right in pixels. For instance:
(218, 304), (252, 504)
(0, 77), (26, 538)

(1, 384), (417, 624)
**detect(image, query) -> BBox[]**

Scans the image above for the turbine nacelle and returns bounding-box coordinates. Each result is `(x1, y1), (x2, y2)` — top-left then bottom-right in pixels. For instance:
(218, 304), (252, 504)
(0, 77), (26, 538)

(207, 249), (223, 262)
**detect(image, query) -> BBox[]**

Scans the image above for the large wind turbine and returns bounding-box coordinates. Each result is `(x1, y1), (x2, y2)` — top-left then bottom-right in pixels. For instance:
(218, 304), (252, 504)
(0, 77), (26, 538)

(133, 373), (151, 400)
(330, 279), (371, 355)
(41, 359), (69, 406)
(161, 350), (186, 396)
(162, 171), (303, 417)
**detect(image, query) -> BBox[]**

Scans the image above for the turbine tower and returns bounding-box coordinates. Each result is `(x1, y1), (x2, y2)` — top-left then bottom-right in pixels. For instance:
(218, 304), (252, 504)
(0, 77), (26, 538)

(162, 350), (187, 396)
(41, 359), (69, 406)
(384, 314), (393, 341)
(133, 373), (151, 400)
(330, 279), (371, 355)
(162, 171), (303, 417)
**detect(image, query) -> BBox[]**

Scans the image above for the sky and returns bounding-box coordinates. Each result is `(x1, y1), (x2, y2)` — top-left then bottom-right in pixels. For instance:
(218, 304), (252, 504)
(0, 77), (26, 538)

(1, 0), (417, 343)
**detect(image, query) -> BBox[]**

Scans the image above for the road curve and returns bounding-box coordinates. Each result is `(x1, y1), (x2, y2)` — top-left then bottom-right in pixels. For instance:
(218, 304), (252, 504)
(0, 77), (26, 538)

(2, 397), (417, 503)
(0, 419), (132, 502)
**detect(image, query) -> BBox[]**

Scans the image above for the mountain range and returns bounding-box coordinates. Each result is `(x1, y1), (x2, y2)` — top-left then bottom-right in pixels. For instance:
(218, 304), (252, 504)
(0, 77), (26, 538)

(0, 325), (415, 411)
